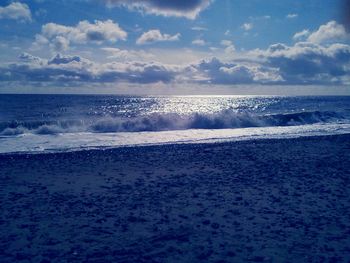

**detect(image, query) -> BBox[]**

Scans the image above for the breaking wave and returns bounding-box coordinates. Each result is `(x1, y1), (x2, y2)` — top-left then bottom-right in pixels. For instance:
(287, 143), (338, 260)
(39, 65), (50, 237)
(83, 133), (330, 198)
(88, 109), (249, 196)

(0, 110), (347, 136)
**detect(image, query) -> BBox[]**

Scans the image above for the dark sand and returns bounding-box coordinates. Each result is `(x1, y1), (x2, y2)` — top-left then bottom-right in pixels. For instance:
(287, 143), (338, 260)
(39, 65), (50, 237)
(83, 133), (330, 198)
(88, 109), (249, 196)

(0, 135), (350, 262)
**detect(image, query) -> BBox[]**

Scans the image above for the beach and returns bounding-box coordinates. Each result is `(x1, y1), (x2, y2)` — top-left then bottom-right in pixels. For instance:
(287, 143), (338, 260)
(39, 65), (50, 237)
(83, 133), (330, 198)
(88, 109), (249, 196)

(0, 135), (350, 262)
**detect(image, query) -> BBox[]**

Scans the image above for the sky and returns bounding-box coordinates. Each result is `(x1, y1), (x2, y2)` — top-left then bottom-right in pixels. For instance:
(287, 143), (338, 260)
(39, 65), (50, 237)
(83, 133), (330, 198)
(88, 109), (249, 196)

(0, 0), (350, 95)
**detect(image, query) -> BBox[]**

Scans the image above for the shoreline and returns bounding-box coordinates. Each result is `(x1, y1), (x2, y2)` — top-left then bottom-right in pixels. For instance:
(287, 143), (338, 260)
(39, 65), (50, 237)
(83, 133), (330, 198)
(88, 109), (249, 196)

(1, 127), (350, 156)
(1, 134), (350, 262)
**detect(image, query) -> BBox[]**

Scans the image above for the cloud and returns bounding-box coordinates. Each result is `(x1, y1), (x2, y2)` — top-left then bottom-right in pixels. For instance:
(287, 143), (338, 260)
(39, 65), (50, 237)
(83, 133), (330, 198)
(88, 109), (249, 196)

(136, 30), (180, 45)
(2, 40), (350, 87)
(48, 54), (83, 65)
(307, 21), (348, 43)
(2, 21), (350, 87)
(0, 53), (180, 84)
(293, 29), (310, 41)
(253, 41), (350, 84)
(52, 36), (70, 52)
(104, 0), (212, 19)
(18, 52), (44, 64)
(241, 23), (253, 31)
(101, 47), (154, 61)
(35, 20), (127, 51)
(220, 40), (236, 54)
(0, 52), (283, 86)
(0, 2), (31, 22)
(191, 57), (282, 84)
(192, 39), (206, 46)
(191, 26), (208, 31)
(286, 13), (298, 19)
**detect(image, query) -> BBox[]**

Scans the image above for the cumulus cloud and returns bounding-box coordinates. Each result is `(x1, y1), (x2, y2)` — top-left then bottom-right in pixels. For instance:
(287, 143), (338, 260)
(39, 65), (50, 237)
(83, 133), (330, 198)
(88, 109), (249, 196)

(34, 20), (127, 51)
(307, 21), (348, 43)
(136, 30), (180, 45)
(0, 52), (284, 86)
(0, 53), (180, 84)
(18, 52), (45, 64)
(0, 2), (31, 22)
(52, 36), (70, 52)
(2, 20), (350, 87)
(220, 40), (236, 54)
(293, 29), (310, 41)
(1, 42), (350, 86)
(104, 0), (211, 19)
(192, 57), (283, 84)
(252, 41), (350, 84)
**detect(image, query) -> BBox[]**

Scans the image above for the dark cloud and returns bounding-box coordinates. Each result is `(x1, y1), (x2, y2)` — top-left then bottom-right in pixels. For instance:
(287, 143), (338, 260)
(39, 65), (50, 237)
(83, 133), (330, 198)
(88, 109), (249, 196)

(341, 0), (350, 32)
(257, 42), (350, 84)
(48, 54), (82, 65)
(137, 0), (208, 11)
(104, 0), (211, 19)
(86, 31), (106, 41)
(0, 54), (179, 84)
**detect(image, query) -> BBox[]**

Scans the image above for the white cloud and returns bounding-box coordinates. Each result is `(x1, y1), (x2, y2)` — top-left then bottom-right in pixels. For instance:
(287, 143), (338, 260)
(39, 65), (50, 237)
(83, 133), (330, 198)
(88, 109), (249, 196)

(35, 20), (127, 51)
(307, 21), (348, 43)
(136, 30), (180, 45)
(101, 47), (154, 61)
(18, 52), (44, 64)
(0, 2), (31, 22)
(52, 36), (70, 52)
(293, 29), (310, 41)
(104, 0), (212, 19)
(221, 40), (235, 54)
(286, 14), (298, 19)
(191, 26), (207, 31)
(241, 23), (253, 31)
(192, 39), (206, 46)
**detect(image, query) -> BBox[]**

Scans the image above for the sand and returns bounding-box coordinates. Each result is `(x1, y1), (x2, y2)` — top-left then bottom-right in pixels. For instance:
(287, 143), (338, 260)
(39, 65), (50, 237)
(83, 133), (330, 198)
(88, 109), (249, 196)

(0, 135), (350, 262)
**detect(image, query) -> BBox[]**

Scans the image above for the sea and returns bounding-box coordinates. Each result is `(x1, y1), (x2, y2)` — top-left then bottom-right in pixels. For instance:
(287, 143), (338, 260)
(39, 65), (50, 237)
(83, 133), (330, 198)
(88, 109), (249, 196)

(1, 94), (350, 154)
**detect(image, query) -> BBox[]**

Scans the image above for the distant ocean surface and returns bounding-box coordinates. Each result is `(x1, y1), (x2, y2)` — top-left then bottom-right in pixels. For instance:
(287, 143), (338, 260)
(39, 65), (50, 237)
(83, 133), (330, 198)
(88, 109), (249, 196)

(1, 94), (350, 153)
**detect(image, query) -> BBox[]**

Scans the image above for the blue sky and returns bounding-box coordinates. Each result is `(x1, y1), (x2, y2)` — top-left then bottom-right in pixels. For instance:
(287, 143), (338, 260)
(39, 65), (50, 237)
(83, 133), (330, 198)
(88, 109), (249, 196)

(0, 0), (349, 94)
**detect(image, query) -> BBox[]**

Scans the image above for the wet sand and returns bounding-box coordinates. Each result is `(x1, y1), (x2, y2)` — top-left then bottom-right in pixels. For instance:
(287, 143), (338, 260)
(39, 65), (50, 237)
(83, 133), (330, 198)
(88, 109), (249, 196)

(0, 135), (350, 262)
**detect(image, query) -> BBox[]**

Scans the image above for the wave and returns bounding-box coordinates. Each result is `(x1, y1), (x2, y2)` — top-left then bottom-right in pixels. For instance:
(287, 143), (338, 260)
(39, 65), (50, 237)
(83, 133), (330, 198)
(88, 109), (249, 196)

(0, 110), (347, 136)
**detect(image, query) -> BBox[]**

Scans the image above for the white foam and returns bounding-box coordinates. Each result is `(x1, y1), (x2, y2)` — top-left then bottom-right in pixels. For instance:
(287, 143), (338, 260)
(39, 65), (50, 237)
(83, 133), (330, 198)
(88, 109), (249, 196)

(1, 123), (350, 154)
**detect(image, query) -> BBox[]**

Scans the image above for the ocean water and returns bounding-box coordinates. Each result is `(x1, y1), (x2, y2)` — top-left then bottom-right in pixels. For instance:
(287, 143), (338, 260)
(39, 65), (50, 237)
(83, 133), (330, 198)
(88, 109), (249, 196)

(1, 94), (350, 153)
